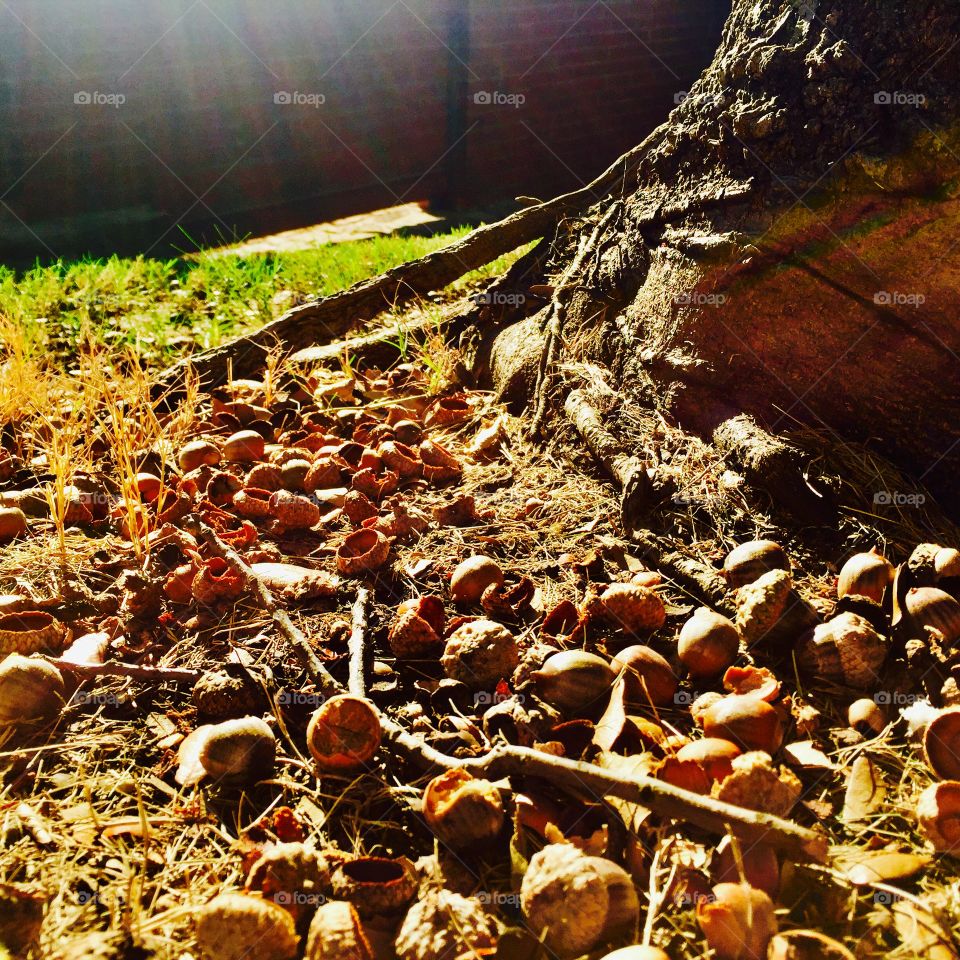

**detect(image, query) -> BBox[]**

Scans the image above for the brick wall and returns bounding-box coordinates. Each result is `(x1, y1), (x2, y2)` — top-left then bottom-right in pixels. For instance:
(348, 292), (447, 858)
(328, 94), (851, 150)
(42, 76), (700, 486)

(0, 0), (729, 262)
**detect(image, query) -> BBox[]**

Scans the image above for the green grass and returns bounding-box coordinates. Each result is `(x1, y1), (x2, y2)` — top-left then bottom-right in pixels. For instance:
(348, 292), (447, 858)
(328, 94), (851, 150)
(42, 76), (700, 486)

(0, 227), (519, 370)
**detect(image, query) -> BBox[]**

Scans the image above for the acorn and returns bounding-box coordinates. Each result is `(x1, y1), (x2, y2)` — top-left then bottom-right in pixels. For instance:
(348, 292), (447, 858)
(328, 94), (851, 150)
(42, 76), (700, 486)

(610, 645), (677, 707)
(396, 891), (498, 960)
(531, 650), (616, 715)
(934, 547), (960, 580)
(224, 430), (266, 463)
(917, 780), (960, 852)
(696, 883), (777, 960)
(733, 569), (792, 647)
(0, 507), (27, 542)
(923, 707), (960, 779)
(336, 529), (390, 575)
(279, 458), (312, 491)
(422, 767), (505, 848)
(304, 901), (374, 960)
(521, 843), (639, 958)
(450, 556), (504, 606)
(269, 490), (321, 530)
(198, 717), (276, 784)
(905, 587), (960, 644)
(441, 619), (518, 690)
(0, 611), (67, 655)
(179, 439), (221, 472)
(712, 837), (779, 898)
(837, 548), (894, 603)
(307, 695), (381, 773)
(195, 892), (299, 960)
(848, 698), (887, 736)
(0, 654), (65, 724)
(723, 540), (789, 588)
(675, 738), (741, 785)
(677, 608), (741, 677)
(795, 612), (886, 689)
(134, 472), (163, 503)
(393, 420), (422, 446)
(701, 695), (783, 754)
(589, 583), (666, 635)
(330, 857), (417, 917)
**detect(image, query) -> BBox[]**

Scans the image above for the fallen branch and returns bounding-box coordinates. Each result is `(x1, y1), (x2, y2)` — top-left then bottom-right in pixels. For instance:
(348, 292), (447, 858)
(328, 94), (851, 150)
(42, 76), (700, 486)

(202, 520), (828, 863)
(348, 584), (372, 698)
(52, 660), (200, 684)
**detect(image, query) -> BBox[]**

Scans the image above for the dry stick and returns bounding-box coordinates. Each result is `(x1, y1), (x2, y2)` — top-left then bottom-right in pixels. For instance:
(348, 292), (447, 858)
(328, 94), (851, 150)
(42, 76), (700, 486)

(51, 660), (200, 684)
(200, 523), (828, 863)
(348, 583), (372, 698)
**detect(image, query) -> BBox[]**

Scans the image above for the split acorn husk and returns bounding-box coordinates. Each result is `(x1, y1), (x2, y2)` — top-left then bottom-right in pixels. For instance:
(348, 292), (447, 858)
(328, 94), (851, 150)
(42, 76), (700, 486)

(422, 767), (505, 849)
(307, 695), (382, 773)
(917, 780), (960, 852)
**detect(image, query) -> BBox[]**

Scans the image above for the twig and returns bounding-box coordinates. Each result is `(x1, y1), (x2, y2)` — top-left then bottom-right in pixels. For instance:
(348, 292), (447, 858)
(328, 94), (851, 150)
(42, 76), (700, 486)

(51, 660), (200, 684)
(348, 584), (372, 698)
(201, 521), (828, 863)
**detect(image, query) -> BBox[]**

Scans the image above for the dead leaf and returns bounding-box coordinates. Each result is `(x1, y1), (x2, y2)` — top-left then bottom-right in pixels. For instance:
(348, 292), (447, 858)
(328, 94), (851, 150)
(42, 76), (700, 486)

(176, 726), (212, 786)
(893, 900), (959, 960)
(60, 631), (110, 666)
(593, 677), (629, 752)
(842, 755), (885, 822)
(844, 852), (931, 886)
(783, 740), (836, 770)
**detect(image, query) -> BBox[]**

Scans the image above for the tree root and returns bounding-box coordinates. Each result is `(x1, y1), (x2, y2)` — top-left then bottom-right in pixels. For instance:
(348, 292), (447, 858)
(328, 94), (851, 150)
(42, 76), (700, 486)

(201, 517), (827, 863)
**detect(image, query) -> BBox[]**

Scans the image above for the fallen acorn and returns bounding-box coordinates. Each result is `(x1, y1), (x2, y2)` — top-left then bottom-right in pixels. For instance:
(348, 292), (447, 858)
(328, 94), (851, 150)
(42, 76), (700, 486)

(934, 546), (960, 580)
(712, 837), (780, 898)
(330, 857), (416, 917)
(674, 738), (741, 785)
(677, 608), (741, 678)
(280, 458), (312, 491)
(246, 842), (330, 918)
(611, 645), (677, 707)
(905, 587), (960, 644)
(269, 490), (321, 530)
(530, 650), (616, 715)
(0, 506), (27, 542)
(247, 462), (283, 491)
(304, 457), (344, 493)
(192, 558), (245, 605)
(233, 487), (274, 521)
(342, 490), (378, 527)
(733, 569), (792, 647)
(923, 708), (960, 779)
(450, 555), (504, 606)
(701, 695), (783, 754)
(134, 471), (163, 502)
(837, 548), (895, 603)
(848, 698), (887, 737)
(179, 439), (221, 473)
(723, 540), (790, 588)
(0, 612), (67, 655)
(395, 890), (498, 960)
(588, 583), (666, 636)
(795, 612), (887, 689)
(393, 420), (422, 446)
(304, 900), (374, 960)
(520, 843), (639, 958)
(388, 596), (445, 658)
(441, 619), (518, 690)
(422, 767), (505, 848)
(696, 882), (777, 960)
(917, 780), (960, 852)
(767, 930), (856, 960)
(0, 653), (65, 725)
(598, 948), (671, 960)
(223, 429), (266, 463)
(336, 528), (390, 575)
(307, 695), (382, 773)
(194, 717), (277, 784)
(194, 892), (299, 960)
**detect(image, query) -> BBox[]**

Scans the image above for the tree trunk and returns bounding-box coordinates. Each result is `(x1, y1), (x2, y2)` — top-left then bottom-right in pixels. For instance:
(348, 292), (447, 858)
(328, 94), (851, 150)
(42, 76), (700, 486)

(491, 0), (960, 510)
